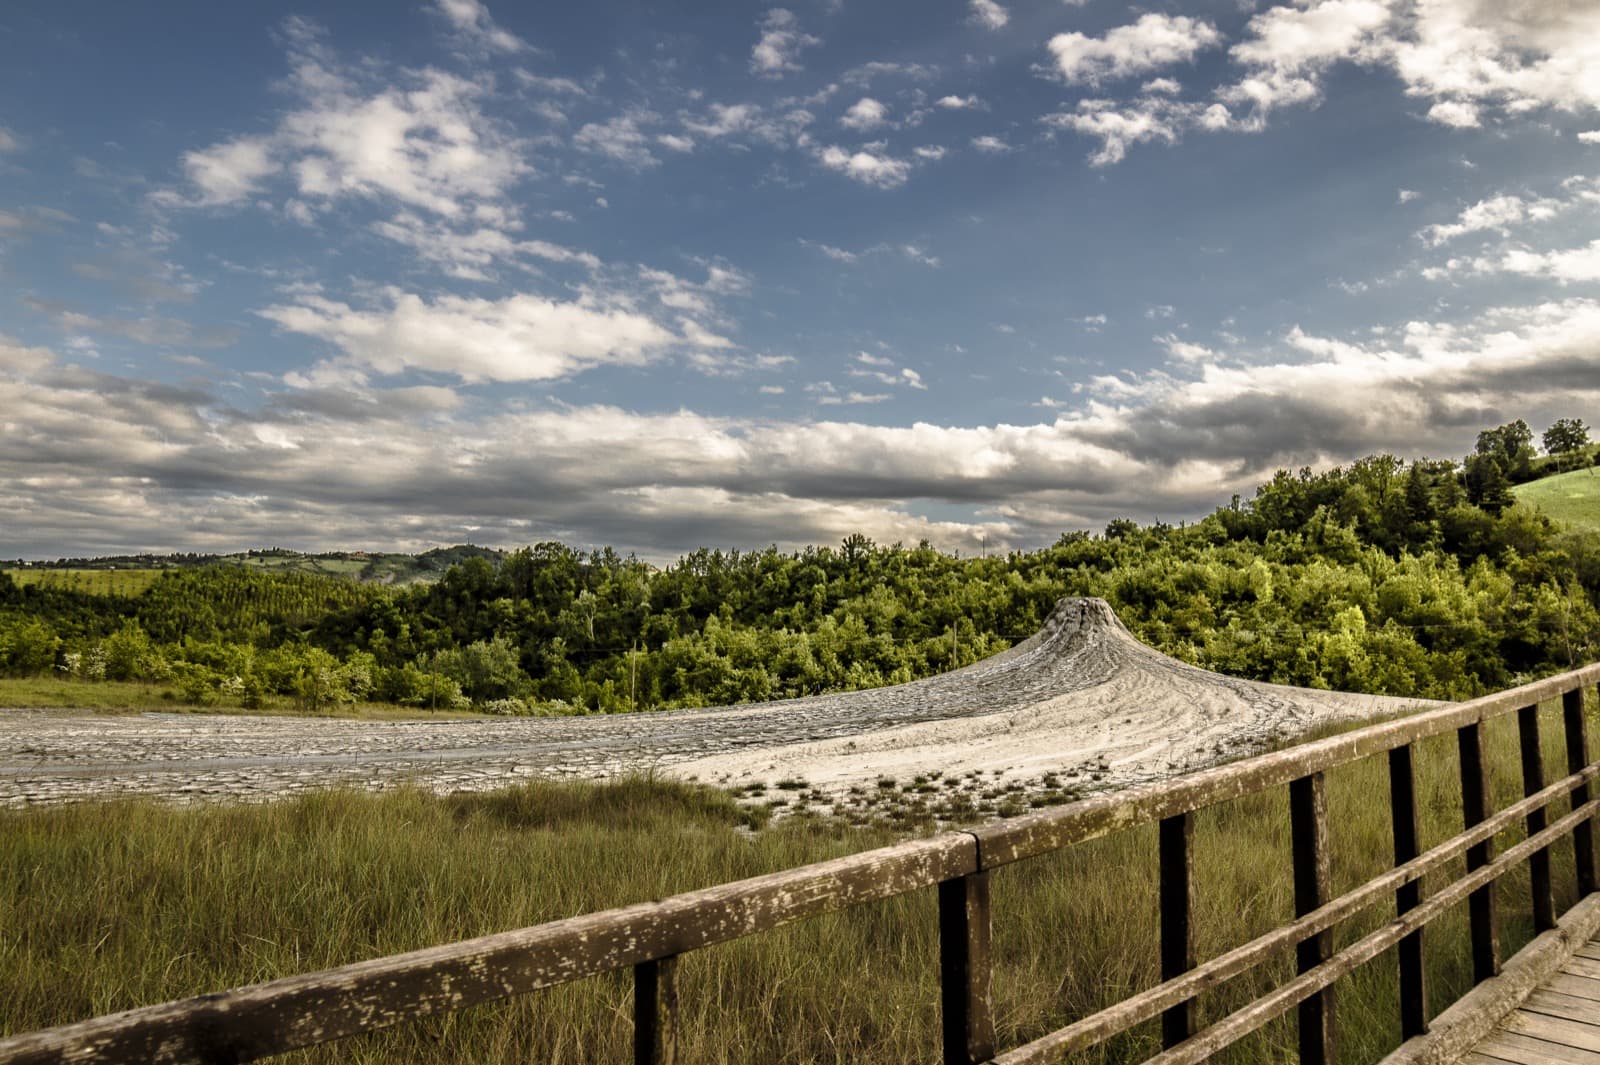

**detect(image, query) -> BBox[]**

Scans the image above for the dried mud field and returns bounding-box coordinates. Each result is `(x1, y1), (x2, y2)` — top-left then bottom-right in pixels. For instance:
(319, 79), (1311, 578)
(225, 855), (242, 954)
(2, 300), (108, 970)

(0, 599), (1428, 809)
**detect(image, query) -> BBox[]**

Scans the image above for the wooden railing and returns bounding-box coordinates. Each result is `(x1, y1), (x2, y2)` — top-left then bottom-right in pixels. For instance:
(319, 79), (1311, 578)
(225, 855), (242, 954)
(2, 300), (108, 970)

(4, 663), (1600, 1064)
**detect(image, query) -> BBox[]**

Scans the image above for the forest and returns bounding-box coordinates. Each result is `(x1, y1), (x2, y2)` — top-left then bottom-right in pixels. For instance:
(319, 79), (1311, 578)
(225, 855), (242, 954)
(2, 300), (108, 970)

(3, 419), (1598, 714)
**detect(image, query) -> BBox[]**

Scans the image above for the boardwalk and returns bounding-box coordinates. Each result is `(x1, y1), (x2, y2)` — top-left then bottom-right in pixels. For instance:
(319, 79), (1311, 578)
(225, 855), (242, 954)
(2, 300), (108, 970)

(1466, 937), (1600, 1065)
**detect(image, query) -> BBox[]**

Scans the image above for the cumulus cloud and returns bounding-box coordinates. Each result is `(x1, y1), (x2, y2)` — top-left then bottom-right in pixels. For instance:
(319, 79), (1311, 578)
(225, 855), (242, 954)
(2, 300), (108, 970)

(817, 143), (912, 187)
(971, 134), (1012, 153)
(937, 94), (983, 110)
(156, 20), (528, 217)
(1419, 193), (1560, 246)
(0, 127), (20, 153)
(1046, 14), (1222, 86)
(840, 97), (889, 131)
(574, 112), (660, 168)
(1042, 96), (1196, 166)
(432, 0), (528, 53)
(751, 9), (820, 77)
(258, 287), (678, 384)
(969, 0), (1009, 31)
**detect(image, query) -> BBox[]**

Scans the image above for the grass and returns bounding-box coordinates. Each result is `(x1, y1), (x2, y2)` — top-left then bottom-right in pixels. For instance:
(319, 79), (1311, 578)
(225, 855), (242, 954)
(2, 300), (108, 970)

(0, 677), (487, 719)
(2, 568), (166, 596)
(1515, 465), (1600, 531)
(0, 701), (1592, 1062)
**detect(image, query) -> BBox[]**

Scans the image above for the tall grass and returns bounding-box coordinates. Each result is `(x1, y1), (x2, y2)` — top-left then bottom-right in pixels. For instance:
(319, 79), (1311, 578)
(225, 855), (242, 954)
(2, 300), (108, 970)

(3, 698), (1591, 1063)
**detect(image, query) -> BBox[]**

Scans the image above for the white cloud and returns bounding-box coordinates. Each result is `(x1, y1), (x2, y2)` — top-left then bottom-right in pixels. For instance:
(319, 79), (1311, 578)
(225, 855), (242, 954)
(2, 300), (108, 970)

(1042, 97), (1196, 166)
(969, 0), (1009, 31)
(971, 134), (1012, 153)
(1427, 100), (1480, 127)
(12, 294), (1600, 558)
(1398, 188), (1420, 203)
(913, 145), (948, 160)
(432, 0), (528, 53)
(1220, 0), (1391, 121)
(657, 133), (695, 153)
(1046, 14), (1222, 86)
(0, 127), (23, 153)
(840, 97), (890, 131)
(165, 137), (279, 207)
(1420, 193), (1560, 246)
(368, 211), (601, 279)
(1581, 131), (1600, 144)
(751, 9), (820, 78)
(1392, 1), (1600, 125)
(937, 94), (983, 110)
(259, 287), (678, 383)
(818, 143), (912, 188)
(574, 112), (660, 168)
(157, 25), (528, 218)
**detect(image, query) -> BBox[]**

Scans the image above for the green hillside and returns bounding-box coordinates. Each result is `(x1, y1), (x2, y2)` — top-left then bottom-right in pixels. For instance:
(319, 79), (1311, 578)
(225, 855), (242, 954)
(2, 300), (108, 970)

(1515, 466), (1600, 531)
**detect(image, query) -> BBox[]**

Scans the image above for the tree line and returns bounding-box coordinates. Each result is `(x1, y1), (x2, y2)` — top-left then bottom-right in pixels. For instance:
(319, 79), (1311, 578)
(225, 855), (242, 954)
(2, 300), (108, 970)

(2, 418), (1596, 713)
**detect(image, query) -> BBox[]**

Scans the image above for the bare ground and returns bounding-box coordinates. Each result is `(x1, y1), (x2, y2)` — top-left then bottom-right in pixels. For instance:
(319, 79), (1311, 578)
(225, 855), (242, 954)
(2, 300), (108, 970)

(0, 598), (1428, 807)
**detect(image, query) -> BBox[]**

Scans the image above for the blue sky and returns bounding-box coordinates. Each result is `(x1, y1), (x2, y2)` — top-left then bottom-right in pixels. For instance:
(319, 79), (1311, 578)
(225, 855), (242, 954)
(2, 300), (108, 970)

(3, 0), (1599, 560)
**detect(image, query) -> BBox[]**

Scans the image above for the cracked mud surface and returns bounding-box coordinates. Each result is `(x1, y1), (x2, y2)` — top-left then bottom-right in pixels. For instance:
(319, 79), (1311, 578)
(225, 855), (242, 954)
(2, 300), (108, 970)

(0, 598), (1429, 807)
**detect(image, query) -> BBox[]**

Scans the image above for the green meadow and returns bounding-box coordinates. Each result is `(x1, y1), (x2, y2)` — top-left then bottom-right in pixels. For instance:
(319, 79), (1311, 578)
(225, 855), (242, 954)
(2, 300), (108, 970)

(1516, 465), (1600, 532)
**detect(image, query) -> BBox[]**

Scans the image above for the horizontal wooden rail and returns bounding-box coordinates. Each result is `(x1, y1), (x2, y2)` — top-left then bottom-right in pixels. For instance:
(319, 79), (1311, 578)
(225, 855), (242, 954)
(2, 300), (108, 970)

(0, 837), (975, 1064)
(2, 662), (1598, 1065)
(984, 761), (1600, 1060)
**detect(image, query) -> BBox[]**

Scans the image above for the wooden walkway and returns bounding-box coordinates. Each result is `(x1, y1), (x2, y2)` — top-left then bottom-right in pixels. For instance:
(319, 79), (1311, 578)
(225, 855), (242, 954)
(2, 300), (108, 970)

(1466, 937), (1600, 1065)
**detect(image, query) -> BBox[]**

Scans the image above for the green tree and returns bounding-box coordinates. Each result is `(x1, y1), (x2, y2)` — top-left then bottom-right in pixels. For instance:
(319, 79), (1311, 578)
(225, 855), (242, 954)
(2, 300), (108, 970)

(1543, 418), (1591, 472)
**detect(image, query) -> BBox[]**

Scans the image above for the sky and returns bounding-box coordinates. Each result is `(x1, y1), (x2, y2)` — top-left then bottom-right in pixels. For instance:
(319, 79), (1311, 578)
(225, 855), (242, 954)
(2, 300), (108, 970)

(2, 0), (1600, 562)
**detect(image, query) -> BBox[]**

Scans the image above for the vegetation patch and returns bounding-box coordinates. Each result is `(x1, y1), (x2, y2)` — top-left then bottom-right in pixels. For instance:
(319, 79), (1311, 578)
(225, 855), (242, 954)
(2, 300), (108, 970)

(1, 704), (1582, 1062)
(1515, 466), (1600, 532)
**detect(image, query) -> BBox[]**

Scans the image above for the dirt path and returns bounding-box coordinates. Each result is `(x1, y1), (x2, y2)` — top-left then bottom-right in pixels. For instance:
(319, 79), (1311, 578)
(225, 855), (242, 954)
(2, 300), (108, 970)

(0, 599), (1428, 807)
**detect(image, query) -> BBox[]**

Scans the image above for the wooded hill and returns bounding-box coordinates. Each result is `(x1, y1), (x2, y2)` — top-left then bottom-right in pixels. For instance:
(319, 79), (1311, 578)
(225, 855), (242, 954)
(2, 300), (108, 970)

(3, 419), (1598, 714)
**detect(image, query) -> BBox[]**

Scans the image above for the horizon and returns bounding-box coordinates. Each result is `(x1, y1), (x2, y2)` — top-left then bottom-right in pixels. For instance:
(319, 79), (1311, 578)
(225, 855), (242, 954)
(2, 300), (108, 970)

(3, 0), (1599, 561)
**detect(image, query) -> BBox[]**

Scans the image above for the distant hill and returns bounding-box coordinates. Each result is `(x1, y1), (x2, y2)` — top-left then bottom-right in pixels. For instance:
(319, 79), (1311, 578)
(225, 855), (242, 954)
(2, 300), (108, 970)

(5, 545), (507, 586)
(1514, 466), (1600, 532)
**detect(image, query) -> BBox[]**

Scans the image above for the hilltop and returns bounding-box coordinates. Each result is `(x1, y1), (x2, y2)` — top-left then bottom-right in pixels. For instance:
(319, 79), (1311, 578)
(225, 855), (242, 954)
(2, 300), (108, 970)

(6, 544), (506, 586)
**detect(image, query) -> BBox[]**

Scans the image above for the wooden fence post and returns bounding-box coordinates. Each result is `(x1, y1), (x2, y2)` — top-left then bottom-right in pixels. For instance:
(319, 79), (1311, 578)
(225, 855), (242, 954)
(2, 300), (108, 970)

(1160, 812), (1196, 1048)
(1388, 744), (1428, 1039)
(1291, 772), (1335, 1065)
(940, 872), (995, 1065)
(1566, 687), (1599, 896)
(634, 955), (678, 1065)
(1458, 721), (1500, 982)
(1517, 704), (1556, 932)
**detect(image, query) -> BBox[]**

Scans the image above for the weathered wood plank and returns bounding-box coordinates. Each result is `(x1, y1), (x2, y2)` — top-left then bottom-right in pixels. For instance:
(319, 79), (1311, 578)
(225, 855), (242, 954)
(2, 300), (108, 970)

(1159, 811), (1196, 1048)
(938, 870), (994, 1065)
(1392, 743), (1429, 1039)
(1547, 974), (1600, 1005)
(1501, 1010), (1600, 1053)
(974, 664), (1600, 869)
(0, 834), (976, 1065)
(1573, 943), (1600, 963)
(1472, 1030), (1600, 1065)
(1521, 705), (1558, 934)
(1565, 958), (1600, 982)
(633, 955), (678, 1065)
(1292, 772), (1336, 1065)
(1462, 719), (1503, 982)
(1568, 688), (1599, 897)
(1458, 1053), (1531, 1065)
(1521, 988), (1600, 1026)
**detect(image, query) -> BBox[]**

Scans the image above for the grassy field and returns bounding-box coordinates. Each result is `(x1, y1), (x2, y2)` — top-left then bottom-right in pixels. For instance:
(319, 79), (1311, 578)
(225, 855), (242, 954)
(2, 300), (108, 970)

(0, 677), (486, 719)
(1516, 465), (1600, 531)
(1, 702), (1585, 1063)
(2, 568), (166, 596)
